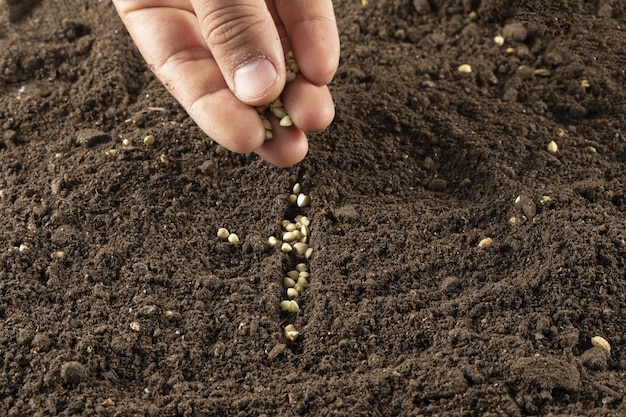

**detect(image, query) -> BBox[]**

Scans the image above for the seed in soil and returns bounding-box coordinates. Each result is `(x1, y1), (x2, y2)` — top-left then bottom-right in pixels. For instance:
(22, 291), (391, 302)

(280, 300), (300, 314)
(547, 140), (558, 153)
(457, 64), (472, 73)
(296, 193), (311, 207)
(591, 336), (611, 353)
(281, 242), (293, 253)
(284, 324), (299, 341)
(143, 134), (155, 146)
(286, 288), (299, 299)
(217, 228), (229, 239)
(228, 233), (240, 244)
(477, 237), (493, 248)
(268, 236), (279, 248)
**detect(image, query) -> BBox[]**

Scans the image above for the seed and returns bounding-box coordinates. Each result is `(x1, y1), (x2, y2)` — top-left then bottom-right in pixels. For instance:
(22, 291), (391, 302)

(457, 64), (472, 74)
(580, 79), (590, 88)
(159, 154), (169, 164)
(122, 138), (131, 146)
(272, 106), (288, 119)
(293, 284), (304, 293)
(287, 194), (297, 205)
(284, 222), (297, 232)
(286, 288), (299, 299)
(300, 225), (310, 237)
(293, 242), (308, 256)
(284, 324), (299, 342)
(287, 270), (300, 280)
(286, 71), (297, 83)
(494, 35), (504, 46)
(283, 231), (297, 242)
(296, 193), (311, 208)
(540, 196), (552, 204)
(477, 237), (493, 248)
(534, 68), (551, 77)
(293, 183), (302, 194)
(279, 116), (293, 127)
(295, 263), (308, 273)
(298, 271), (310, 279)
(143, 134), (155, 146)
(283, 277), (296, 288)
(105, 149), (118, 156)
(547, 140), (558, 153)
(227, 233), (240, 244)
(281, 243), (293, 253)
(591, 336), (611, 353)
(304, 248), (314, 259)
(299, 216), (311, 227)
(217, 228), (229, 239)
(296, 276), (308, 289)
(50, 250), (66, 259)
(280, 300), (300, 314)
(265, 130), (274, 140)
(468, 11), (478, 20)
(129, 321), (141, 332)
(268, 236), (279, 248)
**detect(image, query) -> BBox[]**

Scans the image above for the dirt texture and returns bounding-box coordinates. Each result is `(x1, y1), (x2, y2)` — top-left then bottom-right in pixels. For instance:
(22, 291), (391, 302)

(1, 0), (626, 415)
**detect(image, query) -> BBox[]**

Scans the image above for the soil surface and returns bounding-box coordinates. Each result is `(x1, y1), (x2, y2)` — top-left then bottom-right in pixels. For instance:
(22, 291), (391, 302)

(1, 0), (626, 415)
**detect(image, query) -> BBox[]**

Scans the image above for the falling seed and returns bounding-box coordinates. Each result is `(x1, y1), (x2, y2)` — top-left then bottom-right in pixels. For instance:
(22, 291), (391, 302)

(217, 228), (229, 239)
(477, 237), (493, 248)
(228, 233), (240, 244)
(143, 135), (155, 146)
(547, 140), (558, 154)
(284, 324), (299, 341)
(457, 64), (472, 74)
(591, 336), (611, 353)
(494, 35), (504, 46)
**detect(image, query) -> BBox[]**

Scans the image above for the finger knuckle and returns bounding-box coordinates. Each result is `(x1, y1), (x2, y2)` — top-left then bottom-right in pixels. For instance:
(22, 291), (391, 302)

(202, 5), (264, 52)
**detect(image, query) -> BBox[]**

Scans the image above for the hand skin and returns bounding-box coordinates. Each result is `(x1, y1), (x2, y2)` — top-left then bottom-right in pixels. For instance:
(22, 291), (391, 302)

(112, 0), (340, 166)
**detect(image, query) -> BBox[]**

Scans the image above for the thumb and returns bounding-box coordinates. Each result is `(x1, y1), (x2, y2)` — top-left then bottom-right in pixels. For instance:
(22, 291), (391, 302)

(191, 0), (285, 105)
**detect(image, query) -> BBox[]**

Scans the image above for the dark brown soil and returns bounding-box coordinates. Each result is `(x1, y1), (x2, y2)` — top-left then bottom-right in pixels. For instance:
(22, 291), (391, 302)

(1, 0), (626, 415)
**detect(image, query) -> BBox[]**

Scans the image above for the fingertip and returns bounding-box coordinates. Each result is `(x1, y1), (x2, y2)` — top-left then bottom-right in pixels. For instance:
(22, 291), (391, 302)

(255, 128), (308, 167)
(282, 81), (335, 133)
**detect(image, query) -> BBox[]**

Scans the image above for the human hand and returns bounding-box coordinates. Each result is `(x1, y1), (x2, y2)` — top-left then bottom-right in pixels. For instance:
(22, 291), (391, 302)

(112, 0), (340, 166)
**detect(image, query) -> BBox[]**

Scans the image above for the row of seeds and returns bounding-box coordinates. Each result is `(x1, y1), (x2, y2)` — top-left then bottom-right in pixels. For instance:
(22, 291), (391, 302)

(268, 183), (312, 341)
